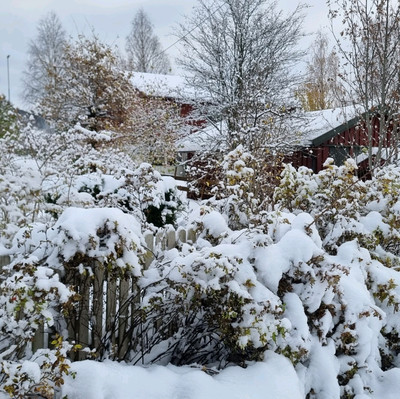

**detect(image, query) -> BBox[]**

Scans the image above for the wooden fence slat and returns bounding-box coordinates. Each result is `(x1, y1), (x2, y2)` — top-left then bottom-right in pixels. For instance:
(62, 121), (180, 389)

(92, 264), (104, 351)
(166, 228), (176, 250)
(0, 255), (10, 268)
(156, 230), (164, 248)
(118, 278), (130, 359)
(32, 324), (45, 353)
(187, 227), (196, 243)
(178, 228), (186, 244)
(144, 232), (154, 268)
(78, 275), (90, 360)
(106, 277), (117, 354)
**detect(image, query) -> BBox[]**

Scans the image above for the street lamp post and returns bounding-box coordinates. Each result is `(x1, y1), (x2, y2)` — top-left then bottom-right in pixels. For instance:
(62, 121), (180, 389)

(7, 55), (10, 102)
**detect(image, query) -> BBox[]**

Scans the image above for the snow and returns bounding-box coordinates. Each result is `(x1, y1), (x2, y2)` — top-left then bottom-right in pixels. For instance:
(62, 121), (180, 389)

(31, 207), (145, 277)
(255, 217), (322, 294)
(301, 105), (361, 144)
(355, 147), (391, 163)
(56, 351), (400, 399)
(284, 293), (310, 341)
(5, 124), (400, 399)
(201, 211), (230, 237)
(131, 72), (208, 101)
(177, 121), (228, 152)
(371, 368), (400, 399)
(61, 354), (303, 399)
(304, 338), (340, 399)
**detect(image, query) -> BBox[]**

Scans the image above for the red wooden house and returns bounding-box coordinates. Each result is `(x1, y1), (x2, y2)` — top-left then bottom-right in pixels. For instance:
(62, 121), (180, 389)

(130, 72), (207, 127)
(130, 74), (394, 179)
(287, 107), (394, 176)
(177, 106), (395, 180)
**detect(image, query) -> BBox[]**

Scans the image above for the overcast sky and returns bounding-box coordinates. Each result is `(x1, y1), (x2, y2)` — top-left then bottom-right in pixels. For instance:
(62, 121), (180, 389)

(0, 0), (331, 109)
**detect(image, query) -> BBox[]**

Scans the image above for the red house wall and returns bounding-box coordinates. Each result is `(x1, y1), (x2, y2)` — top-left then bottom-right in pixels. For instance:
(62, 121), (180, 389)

(289, 115), (392, 173)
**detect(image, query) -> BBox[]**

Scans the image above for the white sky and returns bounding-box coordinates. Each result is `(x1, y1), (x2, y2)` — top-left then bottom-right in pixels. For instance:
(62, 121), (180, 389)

(0, 0), (330, 109)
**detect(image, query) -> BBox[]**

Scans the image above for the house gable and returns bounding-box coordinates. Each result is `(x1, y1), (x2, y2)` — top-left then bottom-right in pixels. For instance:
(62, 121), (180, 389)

(310, 114), (360, 146)
(291, 108), (393, 174)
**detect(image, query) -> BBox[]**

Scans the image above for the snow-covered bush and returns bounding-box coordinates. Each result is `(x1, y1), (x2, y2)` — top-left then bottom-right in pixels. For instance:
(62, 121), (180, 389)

(139, 230), (288, 367)
(0, 206), (147, 397)
(0, 242), (75, 398)
(187, 142), (284, 212)
(0, 124), (127, 244)
(274, 158), (369, 252)
(0, 124), (184, 248)
(209, 145), (258, 229)
(1, 336), (76, 399)
(81, 163), (183, 228)
(129, 158), (400, 396)
(5, 129), (400, 399)
(269, 160), (400, 397)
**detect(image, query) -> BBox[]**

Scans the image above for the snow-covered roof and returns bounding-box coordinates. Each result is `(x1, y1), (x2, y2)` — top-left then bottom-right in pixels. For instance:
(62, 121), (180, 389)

(178, 106), (365, 152)
(301, 106), (362, 146)
(177, 122), (227, 152)
(355, 147), (391, 164)
(130, 72), (207, 101)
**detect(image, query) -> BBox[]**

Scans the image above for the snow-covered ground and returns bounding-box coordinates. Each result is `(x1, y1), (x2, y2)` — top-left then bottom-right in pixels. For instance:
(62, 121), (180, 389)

(60, 353), (400, 399)
(62, 353), (303, 399)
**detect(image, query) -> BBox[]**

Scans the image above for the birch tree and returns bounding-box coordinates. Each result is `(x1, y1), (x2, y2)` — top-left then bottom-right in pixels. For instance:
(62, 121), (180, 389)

(328, 0), (400, 169)
(126, 9), (171, 74)
(297, 31), (342, 111)
(22, 11), (67, 106)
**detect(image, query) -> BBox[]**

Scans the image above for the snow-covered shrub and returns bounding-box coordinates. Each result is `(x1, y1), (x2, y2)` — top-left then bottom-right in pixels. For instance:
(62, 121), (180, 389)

(247, 209), (396, 397)
(0, 123), (185, 248)
(274, 158), (369, 252)
(188, 143), (283, 227)
(1, 336), (76, 399)
(0, 206), (147, 397)
(209, 145), (258, 229)
(6, 129), (400, 399)
(0, 246), (75, 398)
(74, 164), (184, 228)
(269, 160), (400, 396)
(185, 149), (224, 200)
(0, 124), (130, 244)
(139, 226), (289, 368)
(0, 258), (73, 357)
(273, 159), (400, 262)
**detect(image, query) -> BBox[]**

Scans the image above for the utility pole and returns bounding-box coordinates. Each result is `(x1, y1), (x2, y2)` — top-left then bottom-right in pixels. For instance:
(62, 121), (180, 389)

(7, 55), (10, 102)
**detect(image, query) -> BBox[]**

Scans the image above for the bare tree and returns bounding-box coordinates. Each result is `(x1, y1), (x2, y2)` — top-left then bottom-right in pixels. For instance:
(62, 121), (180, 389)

(328, 0), (400, 169)
(176, 0), (305, 150)
(178, 0), (306, 203)
(126, 9), (171, 74)
(297, 31), (342, 111)
(22, 11), (67, 106)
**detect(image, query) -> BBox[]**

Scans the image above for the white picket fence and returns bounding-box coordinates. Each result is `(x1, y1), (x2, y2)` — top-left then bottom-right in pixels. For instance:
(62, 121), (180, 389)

(0, 226), (198, 360)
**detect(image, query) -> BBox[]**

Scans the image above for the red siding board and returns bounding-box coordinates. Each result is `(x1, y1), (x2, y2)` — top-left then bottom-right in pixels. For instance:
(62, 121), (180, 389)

(288, 113), (396, 174)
